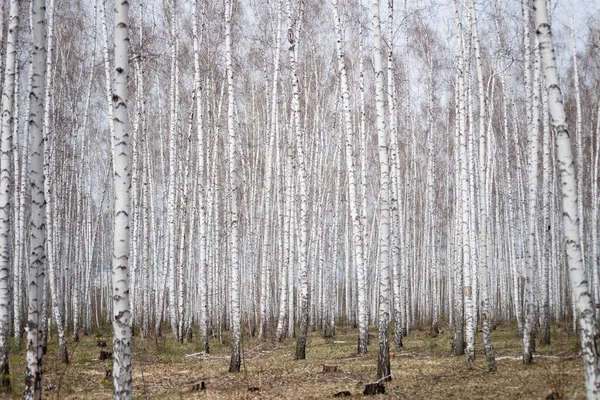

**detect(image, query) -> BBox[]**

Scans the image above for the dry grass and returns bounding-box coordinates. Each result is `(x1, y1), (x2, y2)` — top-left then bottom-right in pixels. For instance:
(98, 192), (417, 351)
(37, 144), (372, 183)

(0, 322), (585, 399)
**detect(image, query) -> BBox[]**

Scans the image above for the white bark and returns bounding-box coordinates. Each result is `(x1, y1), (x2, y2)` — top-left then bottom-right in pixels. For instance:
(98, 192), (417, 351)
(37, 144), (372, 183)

(167, 0), (181, 343)
(372, 0), (391, 381)
(259, 0), (281, 340)
(523, 0), (538, 364)
(193, 0), (209, 352)
(225, 0), (242, 373)
(332, 0), (368, 355)
(14, 57), (30, 350)
(0, 0), (19, 387)
(112, 0), (132, 396)
(24, 0), (47, 397)
(42, 0), (68, 364)
(470, 0), (496, 371)
(535, 1), (600, 396)
(569, 0), (585, 280)
(286, 0), (309, 361)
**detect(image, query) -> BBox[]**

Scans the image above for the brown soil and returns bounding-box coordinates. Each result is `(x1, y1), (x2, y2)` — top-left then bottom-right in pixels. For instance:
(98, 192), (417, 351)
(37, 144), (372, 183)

(1, 323), (585, 399)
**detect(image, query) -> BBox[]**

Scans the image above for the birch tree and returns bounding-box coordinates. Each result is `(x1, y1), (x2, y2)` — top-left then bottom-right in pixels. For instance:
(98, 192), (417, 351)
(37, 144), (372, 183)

(193, 0), (210, 353)
(225, 0), (242, 373)
(371, 0), (391, 381)
(42, 0), (68, 364)
(111, 0), (133, 396)
(287, 0), (310, 361)
(24, 0), (47, 397)
(258, 0), (282, 341)
(534, 0), (600, 396)
(0, 0), (19, 389)
(332, 0), (368, 355)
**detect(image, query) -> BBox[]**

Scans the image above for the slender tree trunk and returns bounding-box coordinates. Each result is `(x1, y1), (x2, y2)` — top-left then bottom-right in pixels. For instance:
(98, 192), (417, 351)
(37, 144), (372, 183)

(111, 0), (132, 396)
(258, 0), (282, 341)
(42, 0), (68, 364)
(167, 0), (181, 343)
(522, 0), (538, 365)
(286, 0), (309, 361)
(24, 0), (47, 397)
(534, 0), (600, 396)
(0, 0), (20, 388)
(470, 0), (495, 371)
(225, 0), (242, 373)
(540, 45), (552, 345)
(332, 0), (368, 355)
(12, 41), (25, 352)
(371, 0), (391, 381)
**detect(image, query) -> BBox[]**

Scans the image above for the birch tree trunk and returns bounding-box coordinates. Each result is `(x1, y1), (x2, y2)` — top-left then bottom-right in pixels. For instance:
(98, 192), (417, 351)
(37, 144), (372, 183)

(14, 62), (30, 350)
(386, 0), (404, 351)
(258, 0), (281, 341)
(332, 0), (368, 355)
(225, 0), (242, 373)
(24, 0), (47, 397)
(540, 47), (552, 345)
(0, 0), (19, 388)
(167, 0), (181, 343)
(371, 0), (391, 381)
(111, 0), (133, 396)
(451, 0), (469, 360)
(193, 0), (209, 353)
(42, 0), (68, 364)
(286, 0), (310, 361)
(470, 0), (496, 371)
(568, 0), (585, 281)
(522, 0), (538, 364)
(534, 0), (600, 396)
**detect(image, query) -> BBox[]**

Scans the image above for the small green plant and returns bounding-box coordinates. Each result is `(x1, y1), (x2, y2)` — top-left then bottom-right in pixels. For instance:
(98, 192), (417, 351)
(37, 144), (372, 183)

(569, 336), (581, 354)
(64, 382), (74, 394)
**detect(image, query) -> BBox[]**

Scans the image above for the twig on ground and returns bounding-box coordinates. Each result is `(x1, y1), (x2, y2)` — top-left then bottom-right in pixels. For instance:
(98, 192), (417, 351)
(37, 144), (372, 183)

(496, 354), (579, 361)
(185, 351), (229, 359)
(56, 340), (81, 400)
(374, 374), (391, 384)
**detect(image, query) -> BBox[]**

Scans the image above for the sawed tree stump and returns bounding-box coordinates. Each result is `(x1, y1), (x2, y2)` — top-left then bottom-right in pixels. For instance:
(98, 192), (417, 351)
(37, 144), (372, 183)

(334, 390), (351, 397)
(363, 382), (385, 395)
(183, 381), (206, 393)
(323, 364), (339, 373)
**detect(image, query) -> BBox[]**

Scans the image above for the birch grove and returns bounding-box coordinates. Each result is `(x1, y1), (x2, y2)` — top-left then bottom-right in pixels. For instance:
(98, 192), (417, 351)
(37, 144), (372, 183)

(0, 0), (595, 397)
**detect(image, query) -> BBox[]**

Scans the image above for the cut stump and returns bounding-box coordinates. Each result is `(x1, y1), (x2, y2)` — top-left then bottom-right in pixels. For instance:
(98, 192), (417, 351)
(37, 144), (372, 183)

(323, 364), (339, 373)
(334, 390), (352, 397)
(363, 383), (385, 395)
(184, 381), (206, 393)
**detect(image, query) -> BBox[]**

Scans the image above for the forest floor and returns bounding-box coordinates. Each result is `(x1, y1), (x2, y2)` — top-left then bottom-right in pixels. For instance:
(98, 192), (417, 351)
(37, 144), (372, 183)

(1, 321), (585, 399)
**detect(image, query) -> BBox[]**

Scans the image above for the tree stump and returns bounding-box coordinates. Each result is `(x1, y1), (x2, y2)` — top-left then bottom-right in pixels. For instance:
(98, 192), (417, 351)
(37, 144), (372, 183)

(363, 383), (385, 395)
(105, 369), (112, 380)
(334, 390), (351, 397)
(323, 364), (338, 373)
(389, 352), (395, 359)
(99, 350), (112, 360)
(97, 340), (107, 348)
(183, 381), (206, 393)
